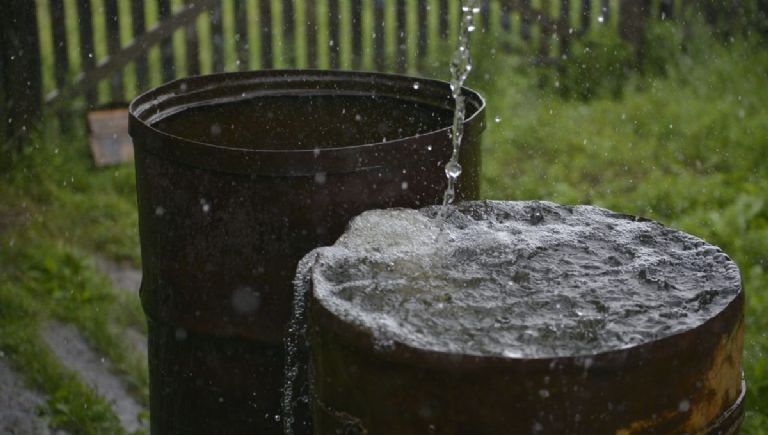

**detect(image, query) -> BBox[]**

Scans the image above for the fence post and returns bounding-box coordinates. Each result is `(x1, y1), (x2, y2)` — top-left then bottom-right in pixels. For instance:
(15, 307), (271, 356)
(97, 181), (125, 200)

(1, 0), (41, 150)
(396, 0), (407, 72)
(132, 0), (150, 90)
(659, 0), (674, 20)
(77, 0), (98, 107)
(619, 0), (650, 62)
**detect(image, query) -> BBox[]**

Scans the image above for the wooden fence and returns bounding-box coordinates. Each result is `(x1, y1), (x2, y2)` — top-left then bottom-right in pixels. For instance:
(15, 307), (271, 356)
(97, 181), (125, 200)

(1, 0), (679, 146)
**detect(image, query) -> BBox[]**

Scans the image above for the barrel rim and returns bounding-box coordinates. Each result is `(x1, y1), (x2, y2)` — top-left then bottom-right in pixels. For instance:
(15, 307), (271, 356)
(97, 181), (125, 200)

(308, 203), (745, 371)
(128, 69), (486, 175)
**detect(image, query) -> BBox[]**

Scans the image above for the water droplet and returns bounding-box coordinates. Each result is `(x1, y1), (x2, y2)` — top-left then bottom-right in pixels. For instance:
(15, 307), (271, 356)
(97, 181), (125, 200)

(597, 15), (605, 23)
(427, 145), (432, 151)
(494, 115), (502, 123)
(412, 81), (420, 90)
(538, 389), (550, 398)
(678, 399), (690, 412)
(155, 206), (165, 216)
(210, 123), (222, 136)
(232, 287), (261, 314)
(401, 181), (409, 190)
(314, 172), (327, 185)
(445, 161), (462, 178)
(175, 328), (187, 341)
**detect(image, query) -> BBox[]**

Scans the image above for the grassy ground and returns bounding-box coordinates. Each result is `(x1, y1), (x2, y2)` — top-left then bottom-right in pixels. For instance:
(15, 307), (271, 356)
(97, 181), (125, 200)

(0, 128), (146, 433)
(2, 16), (767, 435)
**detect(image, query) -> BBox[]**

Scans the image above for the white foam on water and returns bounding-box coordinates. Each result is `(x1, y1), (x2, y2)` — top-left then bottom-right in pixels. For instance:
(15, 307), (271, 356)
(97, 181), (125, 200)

(310, 201), (741, 359)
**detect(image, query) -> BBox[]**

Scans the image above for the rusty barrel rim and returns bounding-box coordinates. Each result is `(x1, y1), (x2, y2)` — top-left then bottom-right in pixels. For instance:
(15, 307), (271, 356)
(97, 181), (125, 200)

(311, 285), (744, 371)
(128, 69), (486, 176)
(309, 207), (746, 433)
(309, 206), (744, 370)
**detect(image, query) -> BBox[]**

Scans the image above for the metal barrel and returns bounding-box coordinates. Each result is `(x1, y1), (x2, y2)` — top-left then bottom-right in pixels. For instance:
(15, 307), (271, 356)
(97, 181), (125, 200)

(308, 208), (745, 435)
(128, 70), (486, 434)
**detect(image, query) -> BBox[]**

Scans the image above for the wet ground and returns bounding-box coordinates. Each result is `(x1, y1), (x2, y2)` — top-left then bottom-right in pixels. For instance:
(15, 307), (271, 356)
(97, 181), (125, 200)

(0, 258), (147, 434)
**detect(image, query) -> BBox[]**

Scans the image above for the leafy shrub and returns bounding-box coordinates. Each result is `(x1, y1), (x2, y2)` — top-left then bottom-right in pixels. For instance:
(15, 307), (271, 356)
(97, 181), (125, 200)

(558, 29), (633, 101)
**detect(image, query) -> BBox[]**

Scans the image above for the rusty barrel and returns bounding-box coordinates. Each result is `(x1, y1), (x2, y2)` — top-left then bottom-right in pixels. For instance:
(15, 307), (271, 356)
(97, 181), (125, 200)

(304, 201), (745, 435)
(128, 70), (485, 434)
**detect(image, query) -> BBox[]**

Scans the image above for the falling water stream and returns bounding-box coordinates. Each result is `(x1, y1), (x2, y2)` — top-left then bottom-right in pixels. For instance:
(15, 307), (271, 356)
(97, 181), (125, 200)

(440, 0), (481, 211)
(282, 2), (483, 433)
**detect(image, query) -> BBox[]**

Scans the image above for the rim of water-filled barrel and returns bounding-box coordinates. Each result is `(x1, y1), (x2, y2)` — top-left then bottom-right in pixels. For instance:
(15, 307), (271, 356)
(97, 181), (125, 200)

(309, 267), (744, 375)
(128, 69), (486, 176)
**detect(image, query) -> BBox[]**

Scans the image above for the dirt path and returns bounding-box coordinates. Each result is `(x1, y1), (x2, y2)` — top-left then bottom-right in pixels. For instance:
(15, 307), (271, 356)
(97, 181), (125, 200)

(0, 358), (63, 435)
(42, 322), (146, 434)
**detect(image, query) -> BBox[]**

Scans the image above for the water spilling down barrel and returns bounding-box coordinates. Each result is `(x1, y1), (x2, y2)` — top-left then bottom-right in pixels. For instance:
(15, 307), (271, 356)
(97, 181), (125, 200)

(298, 200), (745, 434)
(128, 70), (485, 434)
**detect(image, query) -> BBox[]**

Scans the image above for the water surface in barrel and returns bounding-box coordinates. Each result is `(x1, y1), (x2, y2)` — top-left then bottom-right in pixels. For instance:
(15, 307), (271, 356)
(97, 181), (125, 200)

(311, 201), (741, 358)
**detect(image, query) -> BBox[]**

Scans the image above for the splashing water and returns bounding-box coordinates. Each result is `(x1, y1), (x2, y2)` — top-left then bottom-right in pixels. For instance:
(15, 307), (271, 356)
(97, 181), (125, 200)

(282, 253), (316, 435)
(441, 0), (481, 212)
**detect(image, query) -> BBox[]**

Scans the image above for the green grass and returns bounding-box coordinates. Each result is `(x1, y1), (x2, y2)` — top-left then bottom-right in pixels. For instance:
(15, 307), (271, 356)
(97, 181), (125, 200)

(0, 126), (146, 434)
(2, 10), (768, 434)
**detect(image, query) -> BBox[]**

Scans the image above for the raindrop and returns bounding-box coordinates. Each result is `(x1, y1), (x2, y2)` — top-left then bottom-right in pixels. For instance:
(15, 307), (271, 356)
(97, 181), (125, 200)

(174, 328), (187, 341)
(597, 15), (605, 23)
(678, 399), (690, 412)
(412, 81), (420, 90)
(210, 123), (222, 136)
(538, 389), (550, 398)
(427, 145), (433, 151)
(155, 206), (165, 216)
(445, 161), (462, 178)
(232, 287), (261, 315)
(200, 198), (211, 213)
(494, 115), (502, 123)
(314, 172), (327, 185)
(401, 181), (409, 190)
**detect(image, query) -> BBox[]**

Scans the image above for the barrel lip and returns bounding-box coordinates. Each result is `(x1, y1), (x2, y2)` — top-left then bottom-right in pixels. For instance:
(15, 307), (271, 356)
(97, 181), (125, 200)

(312, 281), (744, 373)
(308, 203), (746, 370)
(128, 69), (486, 175)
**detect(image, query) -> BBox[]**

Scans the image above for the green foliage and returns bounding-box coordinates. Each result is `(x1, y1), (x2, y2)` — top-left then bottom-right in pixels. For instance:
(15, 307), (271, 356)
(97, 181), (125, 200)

(557, 29), (633, 100)
(0, 125), (146, 432)
(640, 21), (684, 77)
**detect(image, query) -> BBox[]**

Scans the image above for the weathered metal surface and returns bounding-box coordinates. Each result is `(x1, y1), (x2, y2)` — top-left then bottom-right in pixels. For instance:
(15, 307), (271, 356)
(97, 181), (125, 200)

(129, 69), (485, 434)
(308, 202), (744, 435)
